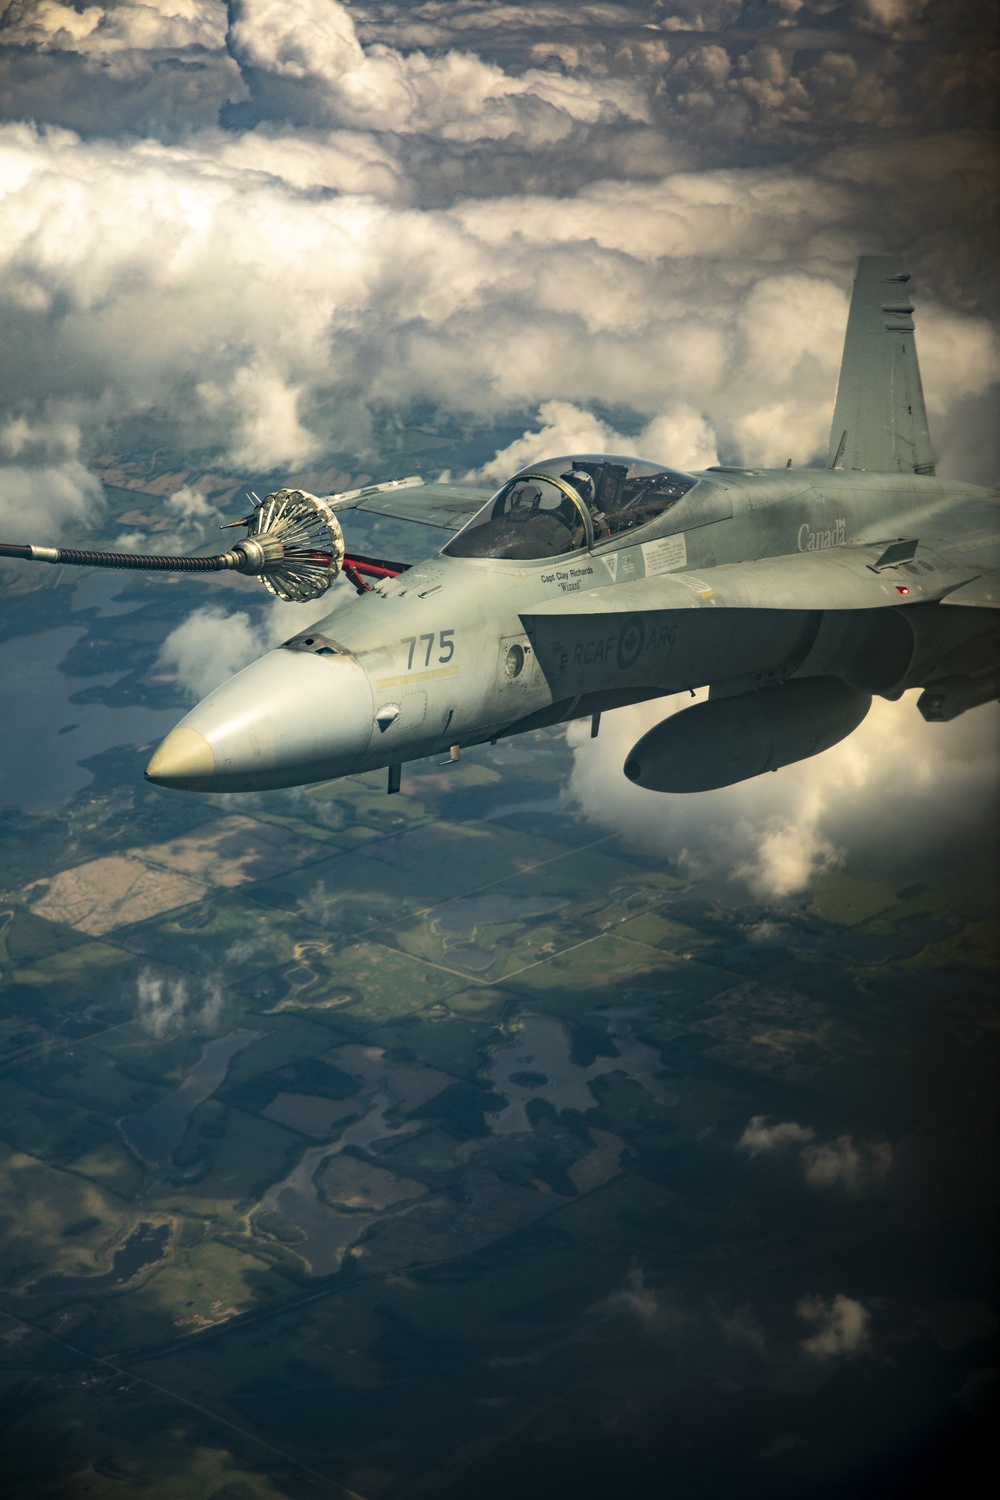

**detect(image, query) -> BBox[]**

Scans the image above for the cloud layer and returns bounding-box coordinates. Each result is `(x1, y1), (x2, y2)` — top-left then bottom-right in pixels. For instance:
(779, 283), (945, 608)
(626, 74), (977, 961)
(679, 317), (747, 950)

(0, 0), (997, 548)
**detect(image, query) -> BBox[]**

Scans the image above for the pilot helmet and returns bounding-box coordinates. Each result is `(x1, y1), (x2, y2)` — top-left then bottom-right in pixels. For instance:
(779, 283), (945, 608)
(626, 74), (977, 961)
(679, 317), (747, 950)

(563, 469), (596, 507)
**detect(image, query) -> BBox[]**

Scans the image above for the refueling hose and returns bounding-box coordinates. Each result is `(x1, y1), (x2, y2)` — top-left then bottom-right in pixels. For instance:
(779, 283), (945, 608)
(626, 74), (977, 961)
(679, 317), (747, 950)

(0, 542), (241, 571)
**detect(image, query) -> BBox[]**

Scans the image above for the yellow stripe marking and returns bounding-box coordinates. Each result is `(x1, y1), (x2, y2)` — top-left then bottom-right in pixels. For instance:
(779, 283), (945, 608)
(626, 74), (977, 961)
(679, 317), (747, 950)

(376, 665), (461, 689)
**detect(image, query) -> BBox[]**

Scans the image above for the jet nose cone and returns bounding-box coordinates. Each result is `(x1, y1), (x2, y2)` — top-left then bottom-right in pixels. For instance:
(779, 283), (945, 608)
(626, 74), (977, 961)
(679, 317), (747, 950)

(145, 727), (215, 790)
(146, 646), (375, 793)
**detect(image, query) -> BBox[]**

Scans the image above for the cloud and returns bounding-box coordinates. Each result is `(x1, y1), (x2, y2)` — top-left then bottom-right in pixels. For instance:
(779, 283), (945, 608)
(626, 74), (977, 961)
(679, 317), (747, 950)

(227, 0), (365, 85)
(590, 1262), (887, 1406)
(798, 1293), (870, 1359)
(641, 408), (720, 472)
(736, 811), (842, 902)
(471, 399), (719, 484)
(1, 1), (228, 57)
(5, 0), (994, 164)
(739, 1116), (894, 1192)
(0, 412), (103, 541)
(197, 363), (322, 472)
(157, 604), (261, 699)
(566, 692), (1000, 899)
(472, 401), (632, 485)
(135, 964), (224, 1039)
(580, 1264), (895, 1437)
(158, 594), (340, 699)
(600, 1263), (693, 1338)
(1, 3), (105, 52)
(729, 273), (850, 468)
(223, 935), (266, 963)
(801, 1135), (893, 1193)
(163, 481), (223, 536)
(215, 123), (406, 200)
(853, 0), (931, 35)
(226, 0), (650, 137)
(738, 1116), (816, 1155)
(0, 460), (103, 543)
(115, 481), (223, 552)
(0, 2), (243, 138)
(599, 1264), (873, 1379)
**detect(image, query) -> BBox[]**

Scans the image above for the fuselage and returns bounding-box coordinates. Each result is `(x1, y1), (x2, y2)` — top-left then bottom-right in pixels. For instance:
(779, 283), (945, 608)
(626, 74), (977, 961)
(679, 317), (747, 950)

(144, 465), (997, 794)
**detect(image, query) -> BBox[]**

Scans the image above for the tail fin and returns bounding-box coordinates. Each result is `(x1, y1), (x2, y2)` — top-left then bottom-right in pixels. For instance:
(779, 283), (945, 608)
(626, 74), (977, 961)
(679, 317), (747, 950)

(826, 255), (935, 475)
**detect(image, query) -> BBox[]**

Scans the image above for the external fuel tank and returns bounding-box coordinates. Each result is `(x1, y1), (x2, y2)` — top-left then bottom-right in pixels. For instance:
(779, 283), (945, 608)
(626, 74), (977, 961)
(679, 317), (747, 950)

(623, 678), (871, 793)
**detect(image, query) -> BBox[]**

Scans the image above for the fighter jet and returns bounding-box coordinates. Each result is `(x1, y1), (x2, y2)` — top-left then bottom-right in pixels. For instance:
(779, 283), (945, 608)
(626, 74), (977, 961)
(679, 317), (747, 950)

(3, 256), (998, 796)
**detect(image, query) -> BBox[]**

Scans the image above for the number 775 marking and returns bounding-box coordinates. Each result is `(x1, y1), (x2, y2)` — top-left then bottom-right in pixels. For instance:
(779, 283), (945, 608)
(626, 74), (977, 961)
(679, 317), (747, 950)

(401, 630), (456, 670)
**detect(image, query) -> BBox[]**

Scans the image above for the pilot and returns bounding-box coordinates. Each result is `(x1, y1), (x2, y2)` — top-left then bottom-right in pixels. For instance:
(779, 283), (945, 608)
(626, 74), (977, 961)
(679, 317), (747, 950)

(562, 469), (609, 538)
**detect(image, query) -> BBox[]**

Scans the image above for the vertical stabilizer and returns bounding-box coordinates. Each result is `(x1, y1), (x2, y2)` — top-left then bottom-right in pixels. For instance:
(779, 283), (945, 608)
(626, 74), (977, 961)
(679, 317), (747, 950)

(826, 255), (935, 475)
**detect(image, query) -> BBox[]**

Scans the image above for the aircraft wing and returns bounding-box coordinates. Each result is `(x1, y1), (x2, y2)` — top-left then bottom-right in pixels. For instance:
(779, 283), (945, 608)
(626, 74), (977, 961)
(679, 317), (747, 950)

(523, 541), (989, 619)
(937, 574), (1000, 607)
(924, 506), (1000, 606)
(330, 479), (492, 531)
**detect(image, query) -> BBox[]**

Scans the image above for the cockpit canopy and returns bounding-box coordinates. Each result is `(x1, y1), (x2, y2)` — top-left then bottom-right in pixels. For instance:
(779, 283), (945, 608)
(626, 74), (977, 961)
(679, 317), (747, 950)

(443, 454), (698, 561)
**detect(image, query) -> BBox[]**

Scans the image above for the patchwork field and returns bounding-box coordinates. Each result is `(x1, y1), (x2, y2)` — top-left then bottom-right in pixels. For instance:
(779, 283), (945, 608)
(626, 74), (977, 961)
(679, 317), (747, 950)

(24, 816), (333, 936)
